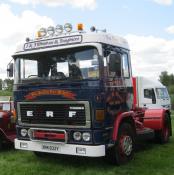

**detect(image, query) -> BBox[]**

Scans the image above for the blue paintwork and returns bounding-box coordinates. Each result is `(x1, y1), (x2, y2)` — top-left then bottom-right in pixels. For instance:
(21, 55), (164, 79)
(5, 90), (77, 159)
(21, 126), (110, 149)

(15, 78), (133, 145)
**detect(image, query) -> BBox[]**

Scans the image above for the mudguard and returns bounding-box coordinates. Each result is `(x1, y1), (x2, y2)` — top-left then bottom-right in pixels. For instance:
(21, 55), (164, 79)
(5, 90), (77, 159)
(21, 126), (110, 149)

(112, 111), (135, 141)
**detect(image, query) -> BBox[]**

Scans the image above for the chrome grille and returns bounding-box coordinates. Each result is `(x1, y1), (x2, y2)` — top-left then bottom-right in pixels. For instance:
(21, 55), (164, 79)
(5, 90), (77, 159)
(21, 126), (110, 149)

(17, 101), (90, 128)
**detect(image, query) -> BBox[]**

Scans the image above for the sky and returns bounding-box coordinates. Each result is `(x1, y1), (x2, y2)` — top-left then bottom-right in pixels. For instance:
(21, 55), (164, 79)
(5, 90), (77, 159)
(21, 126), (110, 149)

(0, 0), (174, 80)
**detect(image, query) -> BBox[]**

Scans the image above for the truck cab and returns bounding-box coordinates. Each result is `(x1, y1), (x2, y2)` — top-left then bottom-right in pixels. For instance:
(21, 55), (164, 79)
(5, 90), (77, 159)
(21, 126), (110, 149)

(133, 76), (171, 109)
(9, 24), (171, 165)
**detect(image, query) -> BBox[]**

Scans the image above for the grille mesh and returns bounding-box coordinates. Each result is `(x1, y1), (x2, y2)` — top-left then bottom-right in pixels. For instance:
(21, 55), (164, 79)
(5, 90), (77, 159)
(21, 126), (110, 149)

(19, 103), (86, 126)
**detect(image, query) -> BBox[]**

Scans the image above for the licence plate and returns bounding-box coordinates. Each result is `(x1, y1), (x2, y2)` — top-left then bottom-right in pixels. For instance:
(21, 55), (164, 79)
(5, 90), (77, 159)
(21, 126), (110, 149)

(42, 144), (60, 152)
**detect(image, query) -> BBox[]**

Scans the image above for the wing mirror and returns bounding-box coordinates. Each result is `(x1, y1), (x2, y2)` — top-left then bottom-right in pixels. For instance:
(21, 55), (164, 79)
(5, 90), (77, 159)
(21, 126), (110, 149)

(7, 63), (14, 77)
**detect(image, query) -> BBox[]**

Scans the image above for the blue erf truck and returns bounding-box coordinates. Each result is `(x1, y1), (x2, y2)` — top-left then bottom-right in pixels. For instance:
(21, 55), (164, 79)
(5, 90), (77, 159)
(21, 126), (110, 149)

(7, 23), (171, 165)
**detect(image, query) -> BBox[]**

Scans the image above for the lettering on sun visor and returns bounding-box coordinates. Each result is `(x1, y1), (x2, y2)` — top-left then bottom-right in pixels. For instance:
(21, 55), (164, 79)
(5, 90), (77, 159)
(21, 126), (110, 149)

(24, 35), (82, 51)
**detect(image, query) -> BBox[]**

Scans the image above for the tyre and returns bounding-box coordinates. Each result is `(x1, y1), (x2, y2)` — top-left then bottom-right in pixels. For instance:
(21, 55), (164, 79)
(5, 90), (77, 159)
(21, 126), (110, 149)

(155, 113), (171, 144)
(106, 123), (135, 165)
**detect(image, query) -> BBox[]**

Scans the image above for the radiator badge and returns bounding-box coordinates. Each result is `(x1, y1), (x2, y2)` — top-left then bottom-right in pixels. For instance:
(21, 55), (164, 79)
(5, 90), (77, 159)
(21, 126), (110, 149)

(25, 89), (76, 100)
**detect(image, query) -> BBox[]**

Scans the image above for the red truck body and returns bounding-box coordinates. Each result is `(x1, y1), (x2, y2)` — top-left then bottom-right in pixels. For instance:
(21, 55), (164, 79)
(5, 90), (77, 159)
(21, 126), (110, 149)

(0, 97), (16, 147)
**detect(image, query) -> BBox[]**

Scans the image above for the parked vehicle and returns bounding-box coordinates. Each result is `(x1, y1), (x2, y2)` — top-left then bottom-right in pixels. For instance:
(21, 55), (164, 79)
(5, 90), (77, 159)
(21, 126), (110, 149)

(0, 96), (16, 148)
(8, 24), (172, 165)
(132, 76), (171, 109)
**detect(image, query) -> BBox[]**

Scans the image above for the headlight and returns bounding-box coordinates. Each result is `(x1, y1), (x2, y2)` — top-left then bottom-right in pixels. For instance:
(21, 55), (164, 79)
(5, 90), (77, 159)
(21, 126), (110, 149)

(73, 132), (82, 141)
(21, 129), (28, 137)
(82, 132), (91, 142)
(47, 26), (55, 36)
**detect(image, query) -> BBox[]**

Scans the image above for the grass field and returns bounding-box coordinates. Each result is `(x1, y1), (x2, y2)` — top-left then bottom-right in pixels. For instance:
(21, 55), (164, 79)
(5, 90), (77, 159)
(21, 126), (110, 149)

(0, 117), (174, 175)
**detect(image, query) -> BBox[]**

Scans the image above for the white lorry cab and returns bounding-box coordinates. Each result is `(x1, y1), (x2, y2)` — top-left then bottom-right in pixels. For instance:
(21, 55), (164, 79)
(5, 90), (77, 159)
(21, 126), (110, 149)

(132, 76), (171, 109)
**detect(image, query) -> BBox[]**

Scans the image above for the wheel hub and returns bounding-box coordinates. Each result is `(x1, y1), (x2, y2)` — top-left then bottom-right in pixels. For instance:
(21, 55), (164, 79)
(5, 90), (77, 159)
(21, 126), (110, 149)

(120, 135), (133, 156)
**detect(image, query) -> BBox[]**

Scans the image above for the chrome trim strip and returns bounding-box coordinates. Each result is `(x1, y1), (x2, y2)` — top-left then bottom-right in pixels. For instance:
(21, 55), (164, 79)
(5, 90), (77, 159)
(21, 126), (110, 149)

(17, 101), (91, 128)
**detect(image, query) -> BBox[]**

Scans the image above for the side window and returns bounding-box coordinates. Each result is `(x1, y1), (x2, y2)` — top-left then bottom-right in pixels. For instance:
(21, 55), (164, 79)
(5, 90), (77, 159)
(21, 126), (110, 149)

(108, 52), (122, 77)
(151, 89), (156, 104)
(107, 52), (130, 78)
(21, 59), (38, 79)
(144, 89), (152, 99)
(144, 88), (156, 104)
(122, 54), (130, 78)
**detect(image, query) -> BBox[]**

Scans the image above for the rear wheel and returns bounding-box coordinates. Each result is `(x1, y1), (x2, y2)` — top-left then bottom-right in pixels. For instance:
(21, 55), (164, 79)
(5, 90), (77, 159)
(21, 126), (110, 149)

(106, 123), (135, 165)
(155, 113), (171, 144)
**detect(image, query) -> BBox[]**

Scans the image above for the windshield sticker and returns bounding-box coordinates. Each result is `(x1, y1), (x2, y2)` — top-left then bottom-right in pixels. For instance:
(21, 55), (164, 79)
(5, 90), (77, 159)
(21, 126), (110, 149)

(25, 89), (76, 100)
(24, 35), (82, 51)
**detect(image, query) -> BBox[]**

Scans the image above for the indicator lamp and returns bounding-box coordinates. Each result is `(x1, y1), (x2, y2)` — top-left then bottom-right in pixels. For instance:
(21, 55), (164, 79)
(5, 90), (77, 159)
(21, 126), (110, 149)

(77, 23), (84, 31)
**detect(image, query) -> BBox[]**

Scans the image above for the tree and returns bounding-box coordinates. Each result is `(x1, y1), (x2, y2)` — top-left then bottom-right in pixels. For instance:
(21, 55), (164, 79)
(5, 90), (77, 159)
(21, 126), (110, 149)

(0, 79), (2, 90)
(3, 79), (14, 91)
(159, 71), (174, 86)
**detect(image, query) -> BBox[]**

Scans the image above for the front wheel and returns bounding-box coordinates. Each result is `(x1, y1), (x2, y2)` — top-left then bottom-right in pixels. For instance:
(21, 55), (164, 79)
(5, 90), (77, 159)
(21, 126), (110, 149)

(106, 123), (135, 165)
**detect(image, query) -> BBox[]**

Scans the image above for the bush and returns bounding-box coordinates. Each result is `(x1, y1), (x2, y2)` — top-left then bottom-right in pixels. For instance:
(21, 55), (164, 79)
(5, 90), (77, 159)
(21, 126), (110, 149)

(0, 90), (12, 96)
(170, 95), (174, 110)
(168, 85), (174, 94)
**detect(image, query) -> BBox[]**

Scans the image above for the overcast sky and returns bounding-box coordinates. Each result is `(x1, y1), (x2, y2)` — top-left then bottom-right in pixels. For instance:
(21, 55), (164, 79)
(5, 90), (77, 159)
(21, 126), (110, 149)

(0, 0), (174, 80)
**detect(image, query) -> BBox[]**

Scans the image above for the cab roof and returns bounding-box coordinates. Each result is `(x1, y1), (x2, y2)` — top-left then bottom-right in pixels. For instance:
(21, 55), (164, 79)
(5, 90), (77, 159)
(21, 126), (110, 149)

(14, 32), (129, 56)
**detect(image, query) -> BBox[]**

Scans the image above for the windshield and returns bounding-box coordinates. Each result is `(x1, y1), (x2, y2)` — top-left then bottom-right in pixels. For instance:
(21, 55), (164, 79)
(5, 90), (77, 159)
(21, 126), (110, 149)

(156, 88), (169, 99)
(14, 46), (99, 84)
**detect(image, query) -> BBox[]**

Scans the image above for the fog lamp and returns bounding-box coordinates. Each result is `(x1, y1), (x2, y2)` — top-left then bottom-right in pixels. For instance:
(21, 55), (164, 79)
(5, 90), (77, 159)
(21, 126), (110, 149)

(76, 147), (86, 155)
(20, 142), (28, 148)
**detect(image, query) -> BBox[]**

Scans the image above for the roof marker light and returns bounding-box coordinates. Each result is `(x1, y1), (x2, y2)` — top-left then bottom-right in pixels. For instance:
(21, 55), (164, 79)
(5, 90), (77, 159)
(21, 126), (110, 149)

(77, 23), (83, 31)
(64, 23), (73, 32)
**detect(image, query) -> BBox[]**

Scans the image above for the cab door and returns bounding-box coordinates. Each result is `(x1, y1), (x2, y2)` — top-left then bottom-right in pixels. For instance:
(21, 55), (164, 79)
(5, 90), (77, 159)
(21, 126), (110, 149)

(142, 88), (157, 109)
(103, 48), (133, 119)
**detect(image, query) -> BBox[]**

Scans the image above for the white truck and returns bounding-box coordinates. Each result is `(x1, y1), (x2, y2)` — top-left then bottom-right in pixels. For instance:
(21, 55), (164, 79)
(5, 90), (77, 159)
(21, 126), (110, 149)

(132, 76), (171, 109)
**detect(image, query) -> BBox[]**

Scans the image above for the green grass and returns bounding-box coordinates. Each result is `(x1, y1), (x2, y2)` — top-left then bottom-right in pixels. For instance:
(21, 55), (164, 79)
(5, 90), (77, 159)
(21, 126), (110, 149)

(1, 119), (174, 175)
